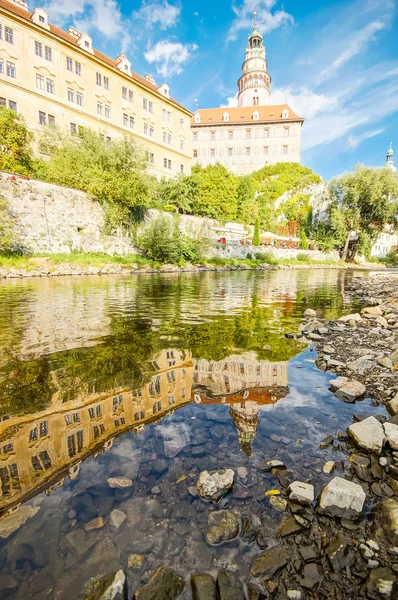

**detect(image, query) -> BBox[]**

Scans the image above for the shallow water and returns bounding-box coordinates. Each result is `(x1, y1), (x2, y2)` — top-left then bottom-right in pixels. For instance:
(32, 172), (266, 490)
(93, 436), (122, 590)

(0, 269), (385, 598)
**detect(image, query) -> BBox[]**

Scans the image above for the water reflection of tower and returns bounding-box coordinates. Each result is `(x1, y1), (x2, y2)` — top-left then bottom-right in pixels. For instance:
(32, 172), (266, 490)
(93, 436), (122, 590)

(229, 400), (259, 457)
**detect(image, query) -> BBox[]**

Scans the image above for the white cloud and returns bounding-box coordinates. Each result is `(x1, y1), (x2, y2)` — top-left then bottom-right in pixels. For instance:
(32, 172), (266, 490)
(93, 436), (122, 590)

(132, 0), (180, 30)
(228, 0), (294, 42)
(272, 87), (339, 119)
(44, 0), (130, 47)
(317, 20), (387, 84)
(348, 128), (386, 149)
(144, 40), (198, 78)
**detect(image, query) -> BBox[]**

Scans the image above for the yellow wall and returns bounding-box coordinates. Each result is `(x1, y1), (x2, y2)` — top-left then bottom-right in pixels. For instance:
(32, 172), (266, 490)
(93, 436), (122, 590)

(0, 1), (192, 178)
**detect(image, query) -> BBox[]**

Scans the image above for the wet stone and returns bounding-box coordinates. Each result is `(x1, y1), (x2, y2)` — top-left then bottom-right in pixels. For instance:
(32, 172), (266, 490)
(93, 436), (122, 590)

(191, 573), (217, 600)
(366, 567), (397, 600)
(259, 459), (286, 472)
(247, 583), (267, 600)
(325, 535), (355, 572)
(300, 562), (324, 590)
(128, 555), (144, 570)
(205, 510), (240, 545)
(107, 477), (133, 489)
(251, 546), (288, 578)
(241, 515), (257, 544)
(79, 570), (127, 600)
(196, 469), (234, 503)
(278, 516), (303, 537)
(217, 570), (246, 600)
(298, 544), (318, 563)
(134, 566), (185, 600)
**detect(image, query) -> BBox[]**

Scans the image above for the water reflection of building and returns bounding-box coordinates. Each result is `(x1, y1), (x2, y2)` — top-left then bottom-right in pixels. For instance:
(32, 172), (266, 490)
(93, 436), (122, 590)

(0, 349), (193, 515)
(0, 350), (289, 516)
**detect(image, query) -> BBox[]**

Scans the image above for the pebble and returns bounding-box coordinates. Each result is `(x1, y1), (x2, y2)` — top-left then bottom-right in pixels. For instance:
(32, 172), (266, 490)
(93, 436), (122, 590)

(323, 461), (336, 475)
(366, 539), (380, 552)
(367, 560), (380, 569)
(237, 467), (248, 479)
(84, 517), (104, 532)
(107, 477), (133, 489)
(287, 591), (302, 600)
(379, 457), (388, 467)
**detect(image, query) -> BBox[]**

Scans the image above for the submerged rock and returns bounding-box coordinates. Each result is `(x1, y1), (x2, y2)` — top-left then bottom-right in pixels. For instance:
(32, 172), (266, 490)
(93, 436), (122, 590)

(134, 567), (185, 600)
(196, 469), (234, 503)
(288, 481), (314, 506)
(191, 574), (217, 600)
(79, 570), (127, 600)
(324, 535), (355, 572)
(0, 505), (40, 539)
(217, 570), (245, 600)
(278, 516), (303, 537)
(375, 499), (398, 546)
(206, 510), (240, 545)
(251, 546), (288, 578)
(366, 567), (397, 600)
(347, 416), (386, 454)
(107, 477), (133, 489)
(317, 477), (366, 519)
(259, 459), (286, 472)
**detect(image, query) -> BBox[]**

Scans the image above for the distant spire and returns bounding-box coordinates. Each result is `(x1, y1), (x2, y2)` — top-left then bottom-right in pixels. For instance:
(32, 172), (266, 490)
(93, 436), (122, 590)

(253, 10), (257, 29)
(385, 140), (396, 172)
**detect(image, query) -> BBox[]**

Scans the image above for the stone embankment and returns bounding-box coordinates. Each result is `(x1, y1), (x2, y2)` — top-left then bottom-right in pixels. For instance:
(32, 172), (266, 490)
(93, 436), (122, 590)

(0, 259), (353, 280)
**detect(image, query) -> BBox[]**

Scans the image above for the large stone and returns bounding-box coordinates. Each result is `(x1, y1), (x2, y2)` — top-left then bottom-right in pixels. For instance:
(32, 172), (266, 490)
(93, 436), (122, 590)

(206, 510), (240, 545)
(317, 477), (366, 519)
(347, 417), (386, 454)
(347, 357), (375, 376)
(217, 570), (245, 600)
(65, 528), (97, 557)
(335, 380), (366, 403)
(196, 469), (234, 503)
(304, 309), (316, 318)
(134, 567), (185, 600)
(375, 499), (398, 545)
(288, 482), (314, 506)
(278, 516), (303, 537)
(79, 570), (127, 600)
(259, 459), (286, 472)
(329, 376), (348, 391)
(338, 313), (362, 323)
(191, 574), (217, 600)
(251, 546), (288, 578)
(300, 563), (323, 590)
(366, 567), (397, 600)
(384, 423), (398, 450)
(361, 306), (383, 317)
(386, 393), (398, 416)
(324, 535), (355, 572)
(0, 505), (40, 539)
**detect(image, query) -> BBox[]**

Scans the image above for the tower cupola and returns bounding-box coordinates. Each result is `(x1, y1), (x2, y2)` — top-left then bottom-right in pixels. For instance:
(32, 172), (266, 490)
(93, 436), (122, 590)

(237, 12), (271, 107)
(385, 141), (397, 172)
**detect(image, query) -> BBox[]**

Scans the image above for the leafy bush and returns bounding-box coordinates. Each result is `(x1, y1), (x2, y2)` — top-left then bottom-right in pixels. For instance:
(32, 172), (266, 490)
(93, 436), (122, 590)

(253, 217), (260, 246)
(299, 229), (309, 250)
(297, 252), (311, 263)
(255, 251), (278, 265)
(138, 214), (182, 263)
(0, 107), (33, 175)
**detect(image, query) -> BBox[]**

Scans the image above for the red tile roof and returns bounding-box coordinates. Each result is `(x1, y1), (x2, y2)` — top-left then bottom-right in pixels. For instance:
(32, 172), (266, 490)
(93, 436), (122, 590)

(0, 0), (192, 115)
(192, 104), (303, 125)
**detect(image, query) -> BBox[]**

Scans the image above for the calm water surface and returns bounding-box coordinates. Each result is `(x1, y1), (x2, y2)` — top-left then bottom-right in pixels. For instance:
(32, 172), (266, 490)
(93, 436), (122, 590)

(0, 269), (383, 599)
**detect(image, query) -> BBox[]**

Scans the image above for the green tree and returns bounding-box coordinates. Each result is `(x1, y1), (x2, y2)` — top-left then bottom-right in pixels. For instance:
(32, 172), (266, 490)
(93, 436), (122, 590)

(39, 128), (153, 231)
(237, 176), (256, 224)
(153, 175), (200, 214)
(191, 163), (238, 222)
(138, 213), (183, 263)
(253, 217), (260, 246)
(299, 228), (309, 250)
(0, 107), (33, 175)
(330, 165), (398, 261)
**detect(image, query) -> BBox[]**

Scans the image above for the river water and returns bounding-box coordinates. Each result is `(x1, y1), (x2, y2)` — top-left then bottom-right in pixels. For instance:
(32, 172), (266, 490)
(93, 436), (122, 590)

(0, 269), (384, 599)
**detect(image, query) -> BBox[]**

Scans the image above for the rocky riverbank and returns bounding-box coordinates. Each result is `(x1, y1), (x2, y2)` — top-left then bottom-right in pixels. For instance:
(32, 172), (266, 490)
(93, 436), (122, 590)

(0, 258), (380, 279)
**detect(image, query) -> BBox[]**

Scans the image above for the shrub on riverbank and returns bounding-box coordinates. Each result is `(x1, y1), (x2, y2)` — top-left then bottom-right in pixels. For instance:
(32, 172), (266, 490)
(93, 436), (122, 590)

(0, 108), (33, 176)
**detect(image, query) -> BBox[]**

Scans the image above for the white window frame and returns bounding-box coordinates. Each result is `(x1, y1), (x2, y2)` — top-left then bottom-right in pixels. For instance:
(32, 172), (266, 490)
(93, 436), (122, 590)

(68, 88), (75, 102)
(66, 56), (73, 71)
(36, 73), (45, 90)
(76, 92), (83, 106)
(35, 41), (42, 57)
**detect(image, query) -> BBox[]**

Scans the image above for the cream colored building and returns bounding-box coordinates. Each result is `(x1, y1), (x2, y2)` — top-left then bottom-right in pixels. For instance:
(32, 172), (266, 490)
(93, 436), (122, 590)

(191, 15), (304, 176)
(0, 0), (192, 178)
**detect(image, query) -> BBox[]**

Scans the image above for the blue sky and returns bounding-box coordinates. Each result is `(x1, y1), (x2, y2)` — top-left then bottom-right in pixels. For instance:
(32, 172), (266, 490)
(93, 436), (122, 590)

(42, 0), (398, 180)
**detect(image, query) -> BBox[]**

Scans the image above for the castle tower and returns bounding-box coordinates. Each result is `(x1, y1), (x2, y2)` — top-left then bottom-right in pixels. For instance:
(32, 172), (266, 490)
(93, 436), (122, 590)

(237, 12), (271, 107)
(385, 141), (397, 172)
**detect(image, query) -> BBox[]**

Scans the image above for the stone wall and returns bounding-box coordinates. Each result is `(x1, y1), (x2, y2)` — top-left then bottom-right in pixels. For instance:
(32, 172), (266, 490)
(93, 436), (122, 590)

(1, 172), (137, 255)
(209, 244), (339, 262)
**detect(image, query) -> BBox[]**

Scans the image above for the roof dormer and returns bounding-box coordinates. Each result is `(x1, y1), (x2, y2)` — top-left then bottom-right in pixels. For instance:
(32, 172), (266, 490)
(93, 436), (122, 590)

(282, 109), (289, 119)
(68, 26), (80, 39)
(194, 113), (201, 123)
(223, 111), (229, 122)
(31, 7), (50, 29)
(158, 83), (169, 97)
(253, 110), (260, 120)
(9, 0), (29, 11)
(116, 53), (132, 76)
(77, 33), (94, 54)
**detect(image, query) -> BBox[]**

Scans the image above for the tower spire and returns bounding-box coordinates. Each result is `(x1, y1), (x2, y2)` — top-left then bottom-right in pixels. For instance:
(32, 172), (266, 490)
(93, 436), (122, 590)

(385, 140), (396, 172)
(253, 11), (257, 30)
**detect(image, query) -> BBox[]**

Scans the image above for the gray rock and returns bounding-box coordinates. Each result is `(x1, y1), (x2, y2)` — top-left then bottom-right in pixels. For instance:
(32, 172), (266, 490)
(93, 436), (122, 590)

(386, 393), (398, 416)
(375, 499), (398, 545)
(304, 309), (316, 318)
(0, 505), (40, 539)
(317, 477), (366, 519)
(197, 469), (234, 503)
(325, 535), (355, 572)
(134, 567), (185, 600)
(191, 574), (217, 600)
(287, 592), (302, 600)
(79, 570), (127, 600)
(278, 516), (303, 537)
(251, 546), (287, 577)
(335, 380), (366, 402)
(323, 461), (336, 475)
(259, 459), (286, 472)
(288, 481), (314, 506)
(110, 509), (127, 530)
(300, 563), (323, 590)
(217, 570), (245, 600)
(65, 528), (97, 558)
(384, 423), (398, 450)
(206, 510), (240, 545)
(361, 306), (383, 317)
(338, 313), (362, 323)
(347, 416), (386, 454)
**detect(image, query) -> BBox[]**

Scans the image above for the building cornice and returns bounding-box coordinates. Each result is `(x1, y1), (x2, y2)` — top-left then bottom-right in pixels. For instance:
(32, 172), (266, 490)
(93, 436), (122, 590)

(191, 118), (305, 128)
(0, 1), (193, 117)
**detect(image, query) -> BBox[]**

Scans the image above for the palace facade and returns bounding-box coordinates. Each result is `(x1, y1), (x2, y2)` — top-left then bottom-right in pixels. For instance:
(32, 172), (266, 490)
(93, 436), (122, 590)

(0, 0), (193, 178)
(191, 15), (304, 176)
